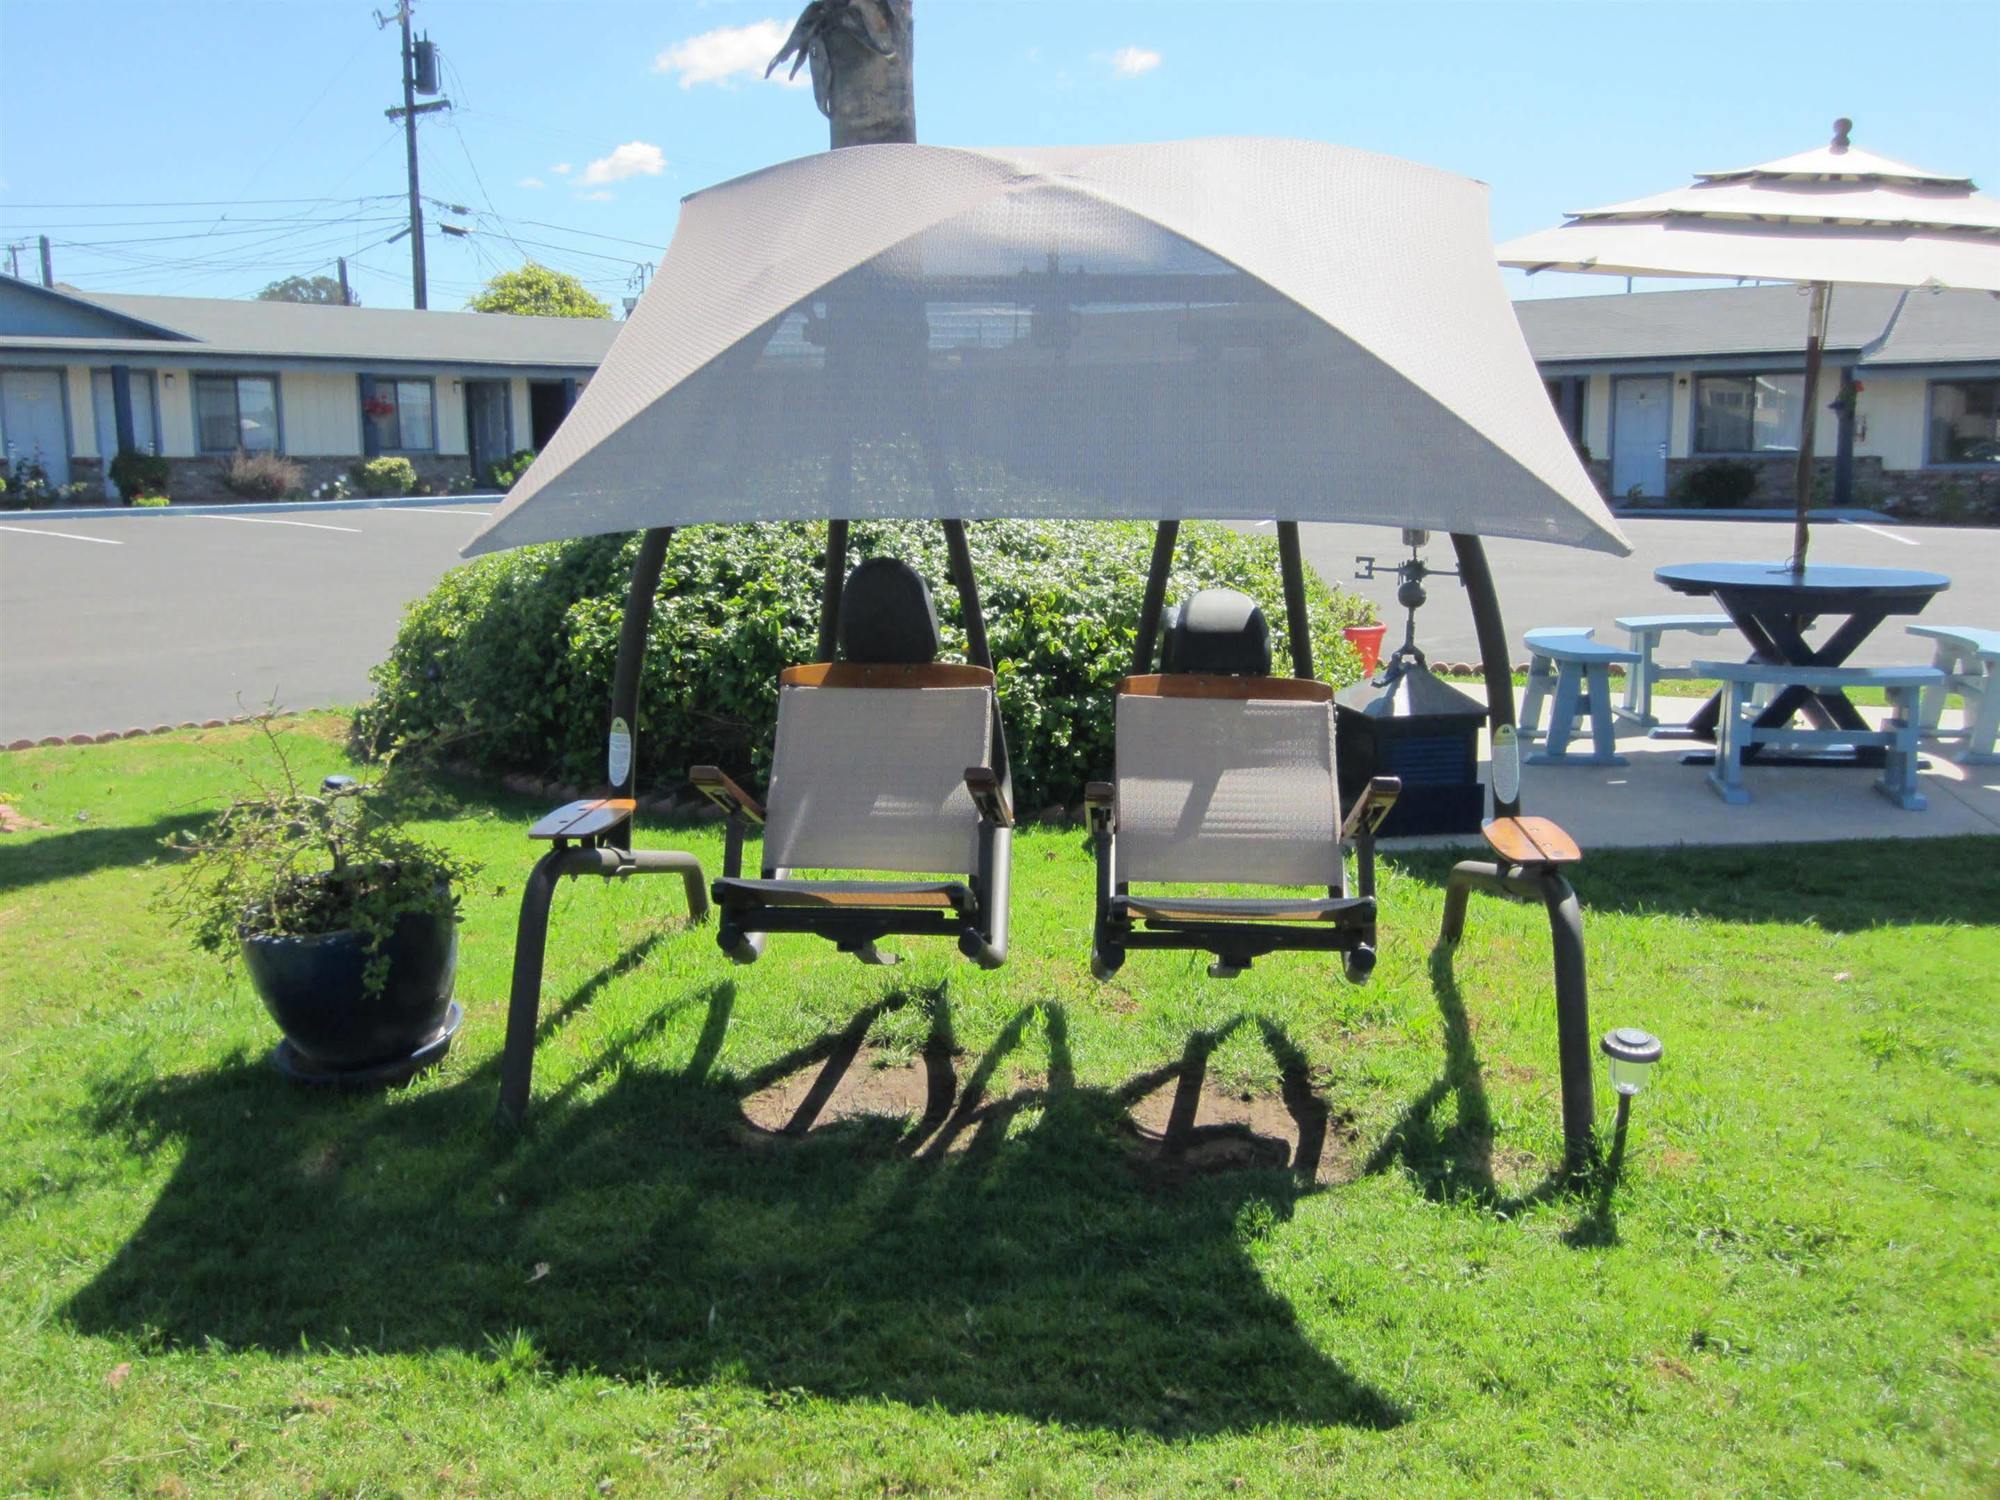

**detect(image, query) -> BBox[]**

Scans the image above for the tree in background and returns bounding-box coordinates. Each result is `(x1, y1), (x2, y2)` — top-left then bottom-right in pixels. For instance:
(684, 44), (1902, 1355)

(257, 274), (358, 306)
(466, 263), (611, 319)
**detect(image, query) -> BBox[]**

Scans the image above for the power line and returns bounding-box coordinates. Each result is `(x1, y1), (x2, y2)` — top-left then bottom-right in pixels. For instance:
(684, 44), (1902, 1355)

(0, 195), (403, 210)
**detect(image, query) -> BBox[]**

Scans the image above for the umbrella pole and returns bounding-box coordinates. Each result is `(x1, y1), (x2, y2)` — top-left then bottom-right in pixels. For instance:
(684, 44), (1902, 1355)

(1450, 532), (1520, 820)
(1790, 281), (1832, 572)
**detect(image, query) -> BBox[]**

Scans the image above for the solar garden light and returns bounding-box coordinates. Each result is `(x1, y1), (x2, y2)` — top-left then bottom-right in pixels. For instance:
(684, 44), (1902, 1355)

(1600, 1026), (1663, 1127)
(321, 774), (359, 794)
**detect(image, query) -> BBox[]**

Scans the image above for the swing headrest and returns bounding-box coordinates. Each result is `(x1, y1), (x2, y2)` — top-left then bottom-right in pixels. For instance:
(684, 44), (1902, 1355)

(1159, 588), (1272, 677)
(840, 556), (942, 665)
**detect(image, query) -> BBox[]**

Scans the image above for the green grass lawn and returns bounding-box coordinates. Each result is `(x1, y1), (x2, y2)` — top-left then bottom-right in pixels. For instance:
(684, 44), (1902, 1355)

(2, 717), (1996, 1496)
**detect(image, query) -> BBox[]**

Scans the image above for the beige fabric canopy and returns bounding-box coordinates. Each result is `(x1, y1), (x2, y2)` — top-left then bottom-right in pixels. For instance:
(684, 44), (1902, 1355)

(467, 138), (1626, 558)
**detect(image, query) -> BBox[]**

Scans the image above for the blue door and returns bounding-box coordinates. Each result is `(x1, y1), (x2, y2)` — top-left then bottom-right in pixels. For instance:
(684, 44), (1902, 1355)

(1611, 376), (1671, 498)
(1, 369), (70, 487)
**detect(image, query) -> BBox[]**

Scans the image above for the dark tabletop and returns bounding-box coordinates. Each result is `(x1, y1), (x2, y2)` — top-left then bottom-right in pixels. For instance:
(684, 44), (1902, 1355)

(1655, 562), (1951, 605)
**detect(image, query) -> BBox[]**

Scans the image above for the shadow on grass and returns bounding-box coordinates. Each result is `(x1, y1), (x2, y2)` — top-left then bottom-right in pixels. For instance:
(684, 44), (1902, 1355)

(1362, 945), (1615, 1242)
(1385, 835), (2000, 932)
(68, 956), (1403, 1437)
(0, 811), (209, 896)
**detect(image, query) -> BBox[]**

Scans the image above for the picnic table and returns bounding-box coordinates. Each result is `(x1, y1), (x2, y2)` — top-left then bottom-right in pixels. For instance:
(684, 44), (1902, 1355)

(1654, 562), (1951, 766)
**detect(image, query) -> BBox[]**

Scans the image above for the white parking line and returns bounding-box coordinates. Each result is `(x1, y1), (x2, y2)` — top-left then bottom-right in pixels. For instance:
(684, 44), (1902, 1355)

(1839, 519), (1918, 546)
(0, 524), (122, 545)
(192, 514), (363, 534)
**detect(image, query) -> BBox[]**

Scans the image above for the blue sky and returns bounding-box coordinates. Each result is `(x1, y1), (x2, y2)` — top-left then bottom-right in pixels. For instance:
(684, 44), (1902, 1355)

(1, 0), (1994, 311)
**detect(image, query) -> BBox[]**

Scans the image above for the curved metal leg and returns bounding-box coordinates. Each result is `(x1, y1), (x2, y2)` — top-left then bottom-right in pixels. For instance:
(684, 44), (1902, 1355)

(1438, 859), (1595, 1174)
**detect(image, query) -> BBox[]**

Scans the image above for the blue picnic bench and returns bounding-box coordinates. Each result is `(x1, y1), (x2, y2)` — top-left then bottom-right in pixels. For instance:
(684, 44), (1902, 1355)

(1909, 624), (2000, 765)
(1520, 627), (1636, 766)
(1613, 613), (1730, 729)
(1691, 660), (1942, 810)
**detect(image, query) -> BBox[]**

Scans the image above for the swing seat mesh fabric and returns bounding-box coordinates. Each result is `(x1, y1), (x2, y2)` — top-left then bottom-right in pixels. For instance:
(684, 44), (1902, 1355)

(760, 680), (994, 876)
(466, 139), (1627, 559)
(1114, 690), (1343, 889)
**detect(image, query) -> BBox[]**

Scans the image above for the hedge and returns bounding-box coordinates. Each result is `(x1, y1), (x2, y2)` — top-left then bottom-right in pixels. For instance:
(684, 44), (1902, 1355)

(357, 520), (1374, 813)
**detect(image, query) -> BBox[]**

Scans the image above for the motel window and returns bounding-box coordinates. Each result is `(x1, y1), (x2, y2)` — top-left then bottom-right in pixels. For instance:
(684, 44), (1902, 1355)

(194, 374), (280, 454)
(1693, 372), (1803, 455)
(361, 377), (435, 453)
(1927, 378), (2000, 466)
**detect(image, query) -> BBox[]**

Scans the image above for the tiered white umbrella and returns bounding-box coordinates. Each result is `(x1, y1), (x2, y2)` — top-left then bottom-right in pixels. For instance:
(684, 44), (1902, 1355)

(1498, 120), (2000, 566)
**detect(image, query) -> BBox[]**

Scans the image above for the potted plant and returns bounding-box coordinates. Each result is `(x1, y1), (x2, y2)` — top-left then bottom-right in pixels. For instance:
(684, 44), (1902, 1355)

(1340, 600), (1388, 676)
(162, 725), (477, 1085)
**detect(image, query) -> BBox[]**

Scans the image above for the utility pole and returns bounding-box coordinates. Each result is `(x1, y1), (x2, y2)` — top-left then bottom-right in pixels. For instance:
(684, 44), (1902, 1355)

(337, 257), (352, 307)
(377, 0), (449, 309)
(39, 235), (53, 288)
(4, 242), (21, 279)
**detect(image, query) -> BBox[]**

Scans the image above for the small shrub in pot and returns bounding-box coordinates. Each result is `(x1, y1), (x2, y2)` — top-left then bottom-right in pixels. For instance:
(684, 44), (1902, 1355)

(160, 721), (477, 1072)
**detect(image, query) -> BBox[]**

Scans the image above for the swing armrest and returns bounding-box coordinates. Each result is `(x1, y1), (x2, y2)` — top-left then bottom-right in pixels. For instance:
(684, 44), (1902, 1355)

(964, 766), (1013, 828)
(1341, 776), (1401, 841)
(690, 766), (764, 825)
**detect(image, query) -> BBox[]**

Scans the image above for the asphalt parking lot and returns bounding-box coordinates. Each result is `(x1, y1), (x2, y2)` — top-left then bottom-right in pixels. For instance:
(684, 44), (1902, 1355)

(1, 501), (1994, 742)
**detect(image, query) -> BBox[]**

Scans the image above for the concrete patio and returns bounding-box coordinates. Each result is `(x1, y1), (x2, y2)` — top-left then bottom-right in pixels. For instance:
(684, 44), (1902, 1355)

(1387, 692), (2000, 852)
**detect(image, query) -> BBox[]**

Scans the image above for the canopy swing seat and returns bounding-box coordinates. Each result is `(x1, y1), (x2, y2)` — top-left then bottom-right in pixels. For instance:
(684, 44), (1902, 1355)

(468, 138), (1630, 1168)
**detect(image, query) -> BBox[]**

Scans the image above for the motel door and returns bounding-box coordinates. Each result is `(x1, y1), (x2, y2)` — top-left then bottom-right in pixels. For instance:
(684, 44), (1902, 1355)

(0, 369), (71, 487)
(465, 380), (511, 482)
(1610, 375), (1671, 499)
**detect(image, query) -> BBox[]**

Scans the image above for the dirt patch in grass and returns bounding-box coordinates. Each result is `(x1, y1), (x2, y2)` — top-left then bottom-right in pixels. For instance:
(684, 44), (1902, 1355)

(736, 1043), (1356, 1183)
(0, 803), (46, 833)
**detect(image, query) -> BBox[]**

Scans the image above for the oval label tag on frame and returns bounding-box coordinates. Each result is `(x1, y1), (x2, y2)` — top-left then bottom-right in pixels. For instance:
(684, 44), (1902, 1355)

(1491, 723), (1521, 807)
(607, 717), (632, 789)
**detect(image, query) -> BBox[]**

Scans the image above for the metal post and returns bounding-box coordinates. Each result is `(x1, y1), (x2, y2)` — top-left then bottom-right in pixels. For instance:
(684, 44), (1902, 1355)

(1132, 519), (1179, 675)
(38, 235), (52, 288)
(1451, 532), (1520, 819)
(817, 518), (849, 663)
(1276, 520), (1314, 679)
(940, 519), (991, 671)
(1790, 280), (1831, 570)
(396, 1), (428, 309)
(1833, 363), (1856, 507)
(337, 257), (352, 307)
(608, 527), (674, 798)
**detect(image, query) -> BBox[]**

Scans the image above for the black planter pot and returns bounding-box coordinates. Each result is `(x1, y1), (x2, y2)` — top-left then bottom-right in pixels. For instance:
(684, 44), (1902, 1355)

(242, 909), (459, 1074)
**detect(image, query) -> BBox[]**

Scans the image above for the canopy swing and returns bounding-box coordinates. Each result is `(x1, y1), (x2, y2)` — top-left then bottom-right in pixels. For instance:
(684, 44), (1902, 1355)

(476, 139), (1628, 1166)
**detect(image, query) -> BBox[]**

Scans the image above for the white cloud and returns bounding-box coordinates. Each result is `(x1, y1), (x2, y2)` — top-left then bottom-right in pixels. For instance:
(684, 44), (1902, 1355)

(1109, 45), (1161, 77)
(654, 20), (805, 88)
(517, 176), (545, 190)
(581, 190), (615, 203)
(550, 162), (572, 176)
(579, 141), (667, 187)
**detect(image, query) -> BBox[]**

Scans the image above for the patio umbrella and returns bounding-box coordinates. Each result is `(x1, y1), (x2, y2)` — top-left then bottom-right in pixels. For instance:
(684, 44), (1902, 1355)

(1497, 119), (2000, 568)
(465, 138), (1625, 558)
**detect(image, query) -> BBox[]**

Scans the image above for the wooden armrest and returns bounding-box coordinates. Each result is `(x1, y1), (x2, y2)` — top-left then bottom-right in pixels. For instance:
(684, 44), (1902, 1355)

(1483, 815), (1581, 868)
(528, 797), (635, 842)
(964, 766), (1013, 828)
(690, 765), (764, 825)
(1340, 776), (1400, 840)
(1083, 780), (1115, 833)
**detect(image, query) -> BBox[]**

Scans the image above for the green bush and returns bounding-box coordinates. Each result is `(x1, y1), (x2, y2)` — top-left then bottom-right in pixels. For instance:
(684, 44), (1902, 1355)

(1674, 460), (1760, 507)
(108, 449), (169, 501)
(357, 520), (1371, 812)
(485, 449), (537, 490)
(352, 456), (417, 498)
(131, 493), (171, 508)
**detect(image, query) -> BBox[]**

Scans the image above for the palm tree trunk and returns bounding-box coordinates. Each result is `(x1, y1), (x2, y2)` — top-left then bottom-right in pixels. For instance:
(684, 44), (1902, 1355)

(825, 1), (914, 147)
